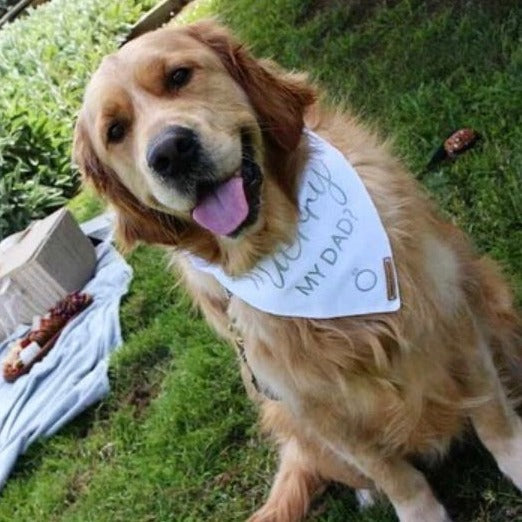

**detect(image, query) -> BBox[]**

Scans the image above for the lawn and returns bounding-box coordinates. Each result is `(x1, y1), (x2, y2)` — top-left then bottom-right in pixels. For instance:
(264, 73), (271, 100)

(0, 0), (521, 521)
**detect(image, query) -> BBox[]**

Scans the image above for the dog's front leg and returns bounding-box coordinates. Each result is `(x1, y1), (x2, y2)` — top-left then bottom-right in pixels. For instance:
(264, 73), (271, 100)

(248, 437), (326, 522)
(340, 449), (451, 522)
(468, 339), (522, 491)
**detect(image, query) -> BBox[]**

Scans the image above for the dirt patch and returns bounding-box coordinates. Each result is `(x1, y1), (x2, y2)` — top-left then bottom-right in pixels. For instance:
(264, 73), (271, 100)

(64, 470), (92, 506)
(210, 469), (239, 487)
(125, 381), (160, 417)
(112, 344), (172, 418)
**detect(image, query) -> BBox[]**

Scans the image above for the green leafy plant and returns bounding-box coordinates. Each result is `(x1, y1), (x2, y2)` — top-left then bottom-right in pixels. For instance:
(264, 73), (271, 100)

(0, 0), (156, 239)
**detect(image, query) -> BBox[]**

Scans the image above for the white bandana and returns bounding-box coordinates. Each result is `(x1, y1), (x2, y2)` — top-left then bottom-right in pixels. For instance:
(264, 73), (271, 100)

(190, 130), (401, 319)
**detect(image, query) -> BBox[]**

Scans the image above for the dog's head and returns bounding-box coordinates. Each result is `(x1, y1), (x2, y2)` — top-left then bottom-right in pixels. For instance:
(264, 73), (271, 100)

(74, 20), (315, 265)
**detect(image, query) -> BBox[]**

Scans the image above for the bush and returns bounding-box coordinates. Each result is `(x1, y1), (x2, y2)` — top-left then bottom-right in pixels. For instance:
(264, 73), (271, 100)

(0, 0), (156, 239)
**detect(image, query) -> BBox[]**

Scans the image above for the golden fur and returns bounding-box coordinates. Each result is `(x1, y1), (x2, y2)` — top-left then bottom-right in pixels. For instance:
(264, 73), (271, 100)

(74, 20), (522, 522)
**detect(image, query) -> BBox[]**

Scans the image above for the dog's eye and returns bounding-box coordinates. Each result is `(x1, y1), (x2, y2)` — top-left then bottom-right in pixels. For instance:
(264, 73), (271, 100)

(107, 122), (125, 143)
(166, 67), (192, 90)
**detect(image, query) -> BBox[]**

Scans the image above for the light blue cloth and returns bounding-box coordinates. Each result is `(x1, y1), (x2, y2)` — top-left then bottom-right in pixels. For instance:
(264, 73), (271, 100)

(0, 241), (132, 489)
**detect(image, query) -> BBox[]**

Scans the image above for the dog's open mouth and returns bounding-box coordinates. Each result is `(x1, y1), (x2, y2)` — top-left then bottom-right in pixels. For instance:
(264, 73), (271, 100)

(191, 131), (262, 237)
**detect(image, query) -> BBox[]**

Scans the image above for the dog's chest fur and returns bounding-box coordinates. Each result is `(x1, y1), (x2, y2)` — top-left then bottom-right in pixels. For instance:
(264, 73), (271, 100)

(177, 256), (302, 406)
(176, 222), (465, 414)
(227, 297), (298, 404)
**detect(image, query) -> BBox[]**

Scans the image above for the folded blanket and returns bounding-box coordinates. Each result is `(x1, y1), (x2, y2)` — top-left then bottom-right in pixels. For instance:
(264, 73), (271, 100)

(0, 241), (132, 489)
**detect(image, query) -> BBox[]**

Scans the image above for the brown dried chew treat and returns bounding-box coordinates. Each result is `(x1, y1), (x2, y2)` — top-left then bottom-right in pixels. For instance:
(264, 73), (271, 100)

(49, 292), (91, 320)
(3, 364), (23, 382)
(40, 316), (67, 332)
(443, 128), (481, 158)
(28, 317), (67, 346)
(27, 330), (51, 346)
(2, 340), (25, 381)
(425, 128), (481, 172)
(2, 292), (93, 382)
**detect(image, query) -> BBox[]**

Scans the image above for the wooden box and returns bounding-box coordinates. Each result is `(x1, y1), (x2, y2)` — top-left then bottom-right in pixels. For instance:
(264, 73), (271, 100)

(0, 208), (96, 340)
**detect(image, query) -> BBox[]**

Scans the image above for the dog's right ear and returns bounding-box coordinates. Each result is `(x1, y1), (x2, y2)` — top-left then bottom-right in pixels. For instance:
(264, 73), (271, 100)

(72, 117), (112, 195)
(72, 117), (140, 250)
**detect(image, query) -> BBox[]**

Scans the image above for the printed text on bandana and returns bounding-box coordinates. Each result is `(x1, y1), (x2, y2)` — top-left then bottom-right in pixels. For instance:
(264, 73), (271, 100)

(244, 163), (364, 297)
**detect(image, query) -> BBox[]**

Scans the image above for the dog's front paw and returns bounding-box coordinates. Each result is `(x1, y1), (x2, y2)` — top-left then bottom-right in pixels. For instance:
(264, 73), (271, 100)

(247, 498), (307, 522)
(355, 488), (377, 510)
(394, 494), (452, 522)
(247, 510), (271, 522)
(247, 504), (280, 522)
(496, 430), (522, 491)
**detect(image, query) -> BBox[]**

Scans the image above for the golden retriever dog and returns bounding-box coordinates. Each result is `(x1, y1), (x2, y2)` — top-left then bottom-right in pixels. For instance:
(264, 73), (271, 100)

(73, 20), (522, 522)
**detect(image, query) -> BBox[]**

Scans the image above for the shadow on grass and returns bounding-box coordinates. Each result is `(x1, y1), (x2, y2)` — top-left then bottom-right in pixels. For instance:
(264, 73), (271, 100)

(311, 436), (522, 522)
(430, 437), (522, 522)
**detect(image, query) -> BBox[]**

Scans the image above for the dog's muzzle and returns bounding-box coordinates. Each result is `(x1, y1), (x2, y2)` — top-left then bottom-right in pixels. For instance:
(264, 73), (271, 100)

(146, 126), (262, 237)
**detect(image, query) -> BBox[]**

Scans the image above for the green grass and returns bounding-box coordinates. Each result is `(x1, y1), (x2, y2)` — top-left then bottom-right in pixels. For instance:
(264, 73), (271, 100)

(1, 0), (521, 521)
(0, 0), (157, 238)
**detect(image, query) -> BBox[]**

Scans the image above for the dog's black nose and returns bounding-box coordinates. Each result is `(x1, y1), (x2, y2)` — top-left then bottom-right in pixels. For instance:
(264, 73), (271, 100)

(147, 126), (199, 179)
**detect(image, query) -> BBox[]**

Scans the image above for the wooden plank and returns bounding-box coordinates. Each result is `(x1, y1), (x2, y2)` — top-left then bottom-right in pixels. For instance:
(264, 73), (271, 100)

(0, 0), (49, 29)
(122, 0), (192, 46)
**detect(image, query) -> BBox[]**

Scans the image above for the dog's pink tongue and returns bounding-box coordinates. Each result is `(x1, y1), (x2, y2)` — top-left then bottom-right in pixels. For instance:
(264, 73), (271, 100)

(192, 177), (248, 236)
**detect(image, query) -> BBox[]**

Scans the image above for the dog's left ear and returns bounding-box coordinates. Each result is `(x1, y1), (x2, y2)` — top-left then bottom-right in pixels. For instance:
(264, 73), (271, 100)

(187, 20), (316, 152)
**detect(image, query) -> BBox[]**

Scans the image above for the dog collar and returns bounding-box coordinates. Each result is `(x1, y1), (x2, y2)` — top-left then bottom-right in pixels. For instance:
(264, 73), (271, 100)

(190, 130), (401, 319)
